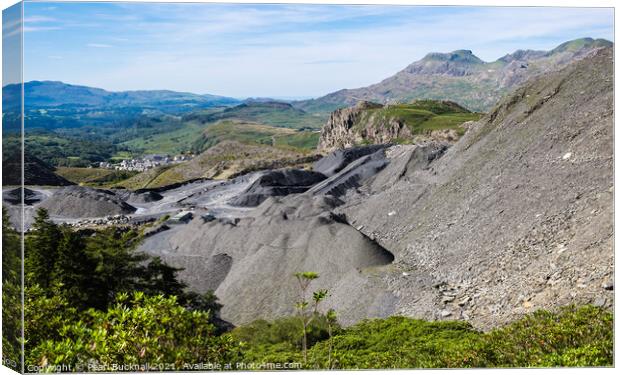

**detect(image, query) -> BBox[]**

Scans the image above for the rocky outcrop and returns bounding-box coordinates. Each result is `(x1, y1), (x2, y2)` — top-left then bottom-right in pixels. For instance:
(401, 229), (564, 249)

(317, 101), (386, 152)
(317, 100), (473, 153)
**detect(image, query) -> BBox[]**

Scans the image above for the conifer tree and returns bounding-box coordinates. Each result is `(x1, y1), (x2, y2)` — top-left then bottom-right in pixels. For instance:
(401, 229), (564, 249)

(25, 208), (61, 289)
(52, 228), (96, 309)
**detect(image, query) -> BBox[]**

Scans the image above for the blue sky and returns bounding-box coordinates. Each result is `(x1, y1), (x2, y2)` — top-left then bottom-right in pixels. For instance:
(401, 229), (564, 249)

(16, 2), (614, 98)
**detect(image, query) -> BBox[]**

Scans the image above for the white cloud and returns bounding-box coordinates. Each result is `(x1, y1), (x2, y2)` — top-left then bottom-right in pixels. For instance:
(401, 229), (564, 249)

(24, 15), (58, 23)
(86, 43), (113, 48)
(23, 26), (62, 33)
(24, 4), (613, 97)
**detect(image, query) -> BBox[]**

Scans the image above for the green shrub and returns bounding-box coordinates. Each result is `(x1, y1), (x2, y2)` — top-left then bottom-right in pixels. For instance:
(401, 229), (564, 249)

(232, 315), (338, 363)
(237, 305), (612, 369)
(307, 316), (483, 369)
(481, 305), (613, 367)
(28, 292), (242, 372)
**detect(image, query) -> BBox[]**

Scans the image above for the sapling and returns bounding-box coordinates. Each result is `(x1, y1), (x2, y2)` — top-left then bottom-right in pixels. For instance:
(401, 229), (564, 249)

(293, 271), (328, 364)
(326, 308), (337, 369)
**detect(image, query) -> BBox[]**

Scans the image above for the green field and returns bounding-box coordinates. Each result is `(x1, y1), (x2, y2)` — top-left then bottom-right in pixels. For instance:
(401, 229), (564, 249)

(121, 103), (324, 155)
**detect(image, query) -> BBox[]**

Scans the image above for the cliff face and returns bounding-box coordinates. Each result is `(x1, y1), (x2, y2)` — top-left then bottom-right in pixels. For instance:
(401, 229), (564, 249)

(318, 102), (391, 152)
(317, 100), (476, 153)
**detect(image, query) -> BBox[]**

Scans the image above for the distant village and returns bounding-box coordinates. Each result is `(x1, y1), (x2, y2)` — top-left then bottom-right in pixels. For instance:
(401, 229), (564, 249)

(98, 154), (194, 172)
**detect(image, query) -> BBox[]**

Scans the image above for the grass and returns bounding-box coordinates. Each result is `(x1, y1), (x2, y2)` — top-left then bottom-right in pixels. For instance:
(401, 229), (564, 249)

(110, 151), (135, 161)
(113, 165), (175, 190)
(116, 139), (317, 189)
(274, 131), (321, 150)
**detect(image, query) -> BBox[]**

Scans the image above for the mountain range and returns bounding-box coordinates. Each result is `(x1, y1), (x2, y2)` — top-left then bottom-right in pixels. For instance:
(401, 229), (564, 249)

(293, 37), (612, 113)
(2, 80), (240, 112)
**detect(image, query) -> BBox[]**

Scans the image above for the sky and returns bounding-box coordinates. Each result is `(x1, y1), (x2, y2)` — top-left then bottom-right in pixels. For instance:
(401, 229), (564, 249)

(10, 1), (615, 98)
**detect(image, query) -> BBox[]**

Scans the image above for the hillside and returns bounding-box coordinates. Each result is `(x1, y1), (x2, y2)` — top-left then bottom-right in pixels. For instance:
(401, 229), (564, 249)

(183, 101), (324, 129)
(317, 99), (481, 152)
(2, 153), (74, 186)
(192, 120), (320, 153)
(117, 140), (320, 189)
(295, 38), (612, 113)
(54, 167), (139, 187)
(339, 46), (614, 328)
(1, 81), (240, 134)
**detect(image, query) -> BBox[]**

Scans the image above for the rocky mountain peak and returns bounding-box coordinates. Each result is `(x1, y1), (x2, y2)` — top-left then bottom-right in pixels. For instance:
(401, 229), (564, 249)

(294, 37), (613, 113)
(421, 49), (483, 64)
(405, 49), (484, 76)
(497, 49), (547, 63)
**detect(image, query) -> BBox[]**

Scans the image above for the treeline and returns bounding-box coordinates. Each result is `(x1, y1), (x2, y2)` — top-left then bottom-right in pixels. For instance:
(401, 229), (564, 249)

(2, 208), (21, 371)
(3, 132), (119, 167)
(5, 207), (237, 371)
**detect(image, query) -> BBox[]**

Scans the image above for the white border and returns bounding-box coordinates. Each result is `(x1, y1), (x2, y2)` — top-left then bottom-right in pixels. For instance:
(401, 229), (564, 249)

(0, 1), (617, 375)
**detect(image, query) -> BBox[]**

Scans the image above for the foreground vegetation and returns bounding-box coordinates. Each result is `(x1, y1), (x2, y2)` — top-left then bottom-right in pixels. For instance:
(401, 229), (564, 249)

(1, 208), (612, 371)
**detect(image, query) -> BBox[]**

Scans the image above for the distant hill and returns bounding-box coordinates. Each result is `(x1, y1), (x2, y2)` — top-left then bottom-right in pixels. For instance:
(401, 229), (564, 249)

(192, 120), (320, 153)
(317, 99), (481, 152)
(295, 38), (613, 113)
(183, 101), (324, 130)
(2, 81), (240, 111)
(1, 81), (241, 132)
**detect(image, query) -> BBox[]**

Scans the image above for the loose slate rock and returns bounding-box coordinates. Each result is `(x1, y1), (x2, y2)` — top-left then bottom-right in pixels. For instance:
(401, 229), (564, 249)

(40, 186), (136, 218)
(229, 169), (326, 207)
(313, 144), (388, 177)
